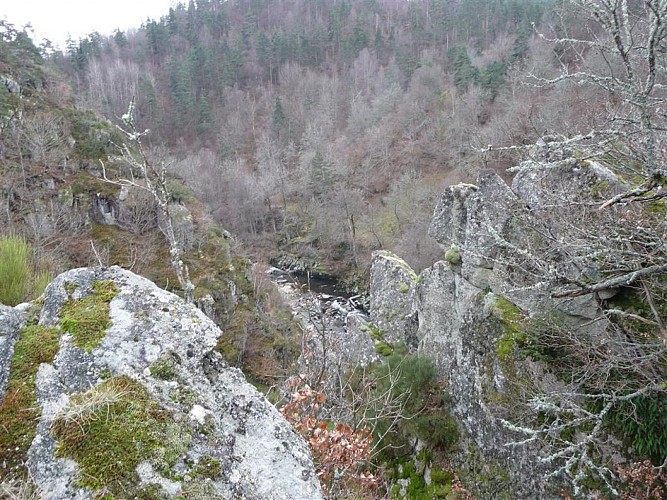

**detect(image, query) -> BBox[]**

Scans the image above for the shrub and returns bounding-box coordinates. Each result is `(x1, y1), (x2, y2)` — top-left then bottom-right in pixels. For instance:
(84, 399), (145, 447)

(371, 354), (457, 457)
(33, 269), (52, 298)
(0, 235), (53, 306)
(0, 235), (32, 306)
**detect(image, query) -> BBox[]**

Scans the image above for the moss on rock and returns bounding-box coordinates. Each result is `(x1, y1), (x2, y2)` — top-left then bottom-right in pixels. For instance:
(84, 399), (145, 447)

(52, 376), (192, 496)
(59, 280), (118, 352)
(444, 245), (461, 265)
(149, 351), (181, 381)
(0, 324), (61, 479)
(488, 294), (525, 365)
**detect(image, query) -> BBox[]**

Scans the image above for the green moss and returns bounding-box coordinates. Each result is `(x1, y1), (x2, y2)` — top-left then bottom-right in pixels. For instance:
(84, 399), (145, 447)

(444, 245), (461, 265)
(195, 455), (222, 479)
(135, 483), (168, 499)
(388, 457), (453, 499)
(59, 280), (118, 352)
(178, 480), (222, 499)
(489, 294), (525, 364)
(647, 200), (667, 214)
(52, 376), (192, 496)
(399, 282), (410, 294)
(64, 281), (77, 297)
(430, 467), (454, 484)
(0, 325), (62, 479)
(376, 342), (394, 356)
(590, 179), (612, 199)
(365, 322), (395, 356)
(149, 352), (181, 381)
(457, 445), (513, 499)
(170, 386), (199, 408)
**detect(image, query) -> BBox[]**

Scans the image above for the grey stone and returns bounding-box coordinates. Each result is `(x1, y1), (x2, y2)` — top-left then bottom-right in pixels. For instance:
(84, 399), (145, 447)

(90, 194), (119, 226)
(4, 76), (20, 94)
(367, 163), (628, 496)
(27, 267), (323, 499)
(0, 305), (26, 400)
(369, 250), (419, 348)
(512, 159), (623, 209)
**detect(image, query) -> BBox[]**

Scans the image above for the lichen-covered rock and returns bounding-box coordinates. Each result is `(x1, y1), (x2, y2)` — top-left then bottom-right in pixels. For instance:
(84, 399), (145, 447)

(368, 165), (626, 497)
(26, 266), (323, 499)
(369, 250), (419, 348)
(428, 183), (478, 250)
(277, 277), (378, 387)
(512, 159), (623, 209)
(429, 171), (523, 292)
(0, 306), (25, 399)
(417, 266), (555, 497)
(3, 76), (20, 95)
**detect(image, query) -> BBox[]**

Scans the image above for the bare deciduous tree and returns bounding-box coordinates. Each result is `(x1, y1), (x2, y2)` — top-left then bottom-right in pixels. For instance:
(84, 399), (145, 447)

(20, 111), (67, 167)
(102, 98), (194, 302)
(482, 0), (667, 494)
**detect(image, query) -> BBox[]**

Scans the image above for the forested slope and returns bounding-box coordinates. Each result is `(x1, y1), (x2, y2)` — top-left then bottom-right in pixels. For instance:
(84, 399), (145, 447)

(59, 0), (567, 278)
(4, 0), (667, 497)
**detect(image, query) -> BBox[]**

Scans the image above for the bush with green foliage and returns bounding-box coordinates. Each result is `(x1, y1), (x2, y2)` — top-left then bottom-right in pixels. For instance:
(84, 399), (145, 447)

(0, 235), (31, 306)
(607, 394), (667, 465)
(0, 235), (51, 307)
(371, 353), (458, 459)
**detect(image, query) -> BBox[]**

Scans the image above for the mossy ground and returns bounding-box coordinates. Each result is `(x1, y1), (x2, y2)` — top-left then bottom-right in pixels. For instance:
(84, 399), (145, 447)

(59, 280), (118, 352)
(388, 454), (455, 499)
(444, 246), (461, 265)
(52, 376), (192, 496)
(194, 455), (222, 479)
(0, 324), (61, 480)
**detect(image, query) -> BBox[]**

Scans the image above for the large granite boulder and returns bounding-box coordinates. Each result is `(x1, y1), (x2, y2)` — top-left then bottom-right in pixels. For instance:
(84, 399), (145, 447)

(512, 158), (623, 209)
(369, 250), (419, 348)
(19, 266), (322, 499)
(368, 163), (631, 497)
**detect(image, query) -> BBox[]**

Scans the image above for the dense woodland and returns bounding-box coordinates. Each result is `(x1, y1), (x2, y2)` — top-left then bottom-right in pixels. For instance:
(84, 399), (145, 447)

(51, 0), (572, 279)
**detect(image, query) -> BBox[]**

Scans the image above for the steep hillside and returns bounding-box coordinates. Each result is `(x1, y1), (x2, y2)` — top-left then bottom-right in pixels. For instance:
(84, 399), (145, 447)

(0, 19), (302, 398)
(5, 0), (667, 497)
(58, 0), (560, 278)
(0, 266), (322, 498)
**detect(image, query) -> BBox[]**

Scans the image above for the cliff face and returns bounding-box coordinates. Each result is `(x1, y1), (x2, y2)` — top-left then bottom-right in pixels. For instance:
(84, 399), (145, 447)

(370, 164), (628, 497)
(0, 266), (322, 499)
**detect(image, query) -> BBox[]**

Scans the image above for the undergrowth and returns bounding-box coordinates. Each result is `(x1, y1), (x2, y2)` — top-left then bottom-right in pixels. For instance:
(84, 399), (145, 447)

(0, 325), (61, 481)
(51, 376), (191, 496)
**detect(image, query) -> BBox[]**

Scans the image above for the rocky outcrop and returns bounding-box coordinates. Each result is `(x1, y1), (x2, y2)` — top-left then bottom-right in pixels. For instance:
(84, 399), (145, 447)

(0, 306), (25, 399)
(90, 193), (119, 226)
(3, 76), (20, 95)
(5, 267), (322, 499)
(370, 163), (627, 497)
(369, 251), (419, 348)
(274, 275), (378, 386)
